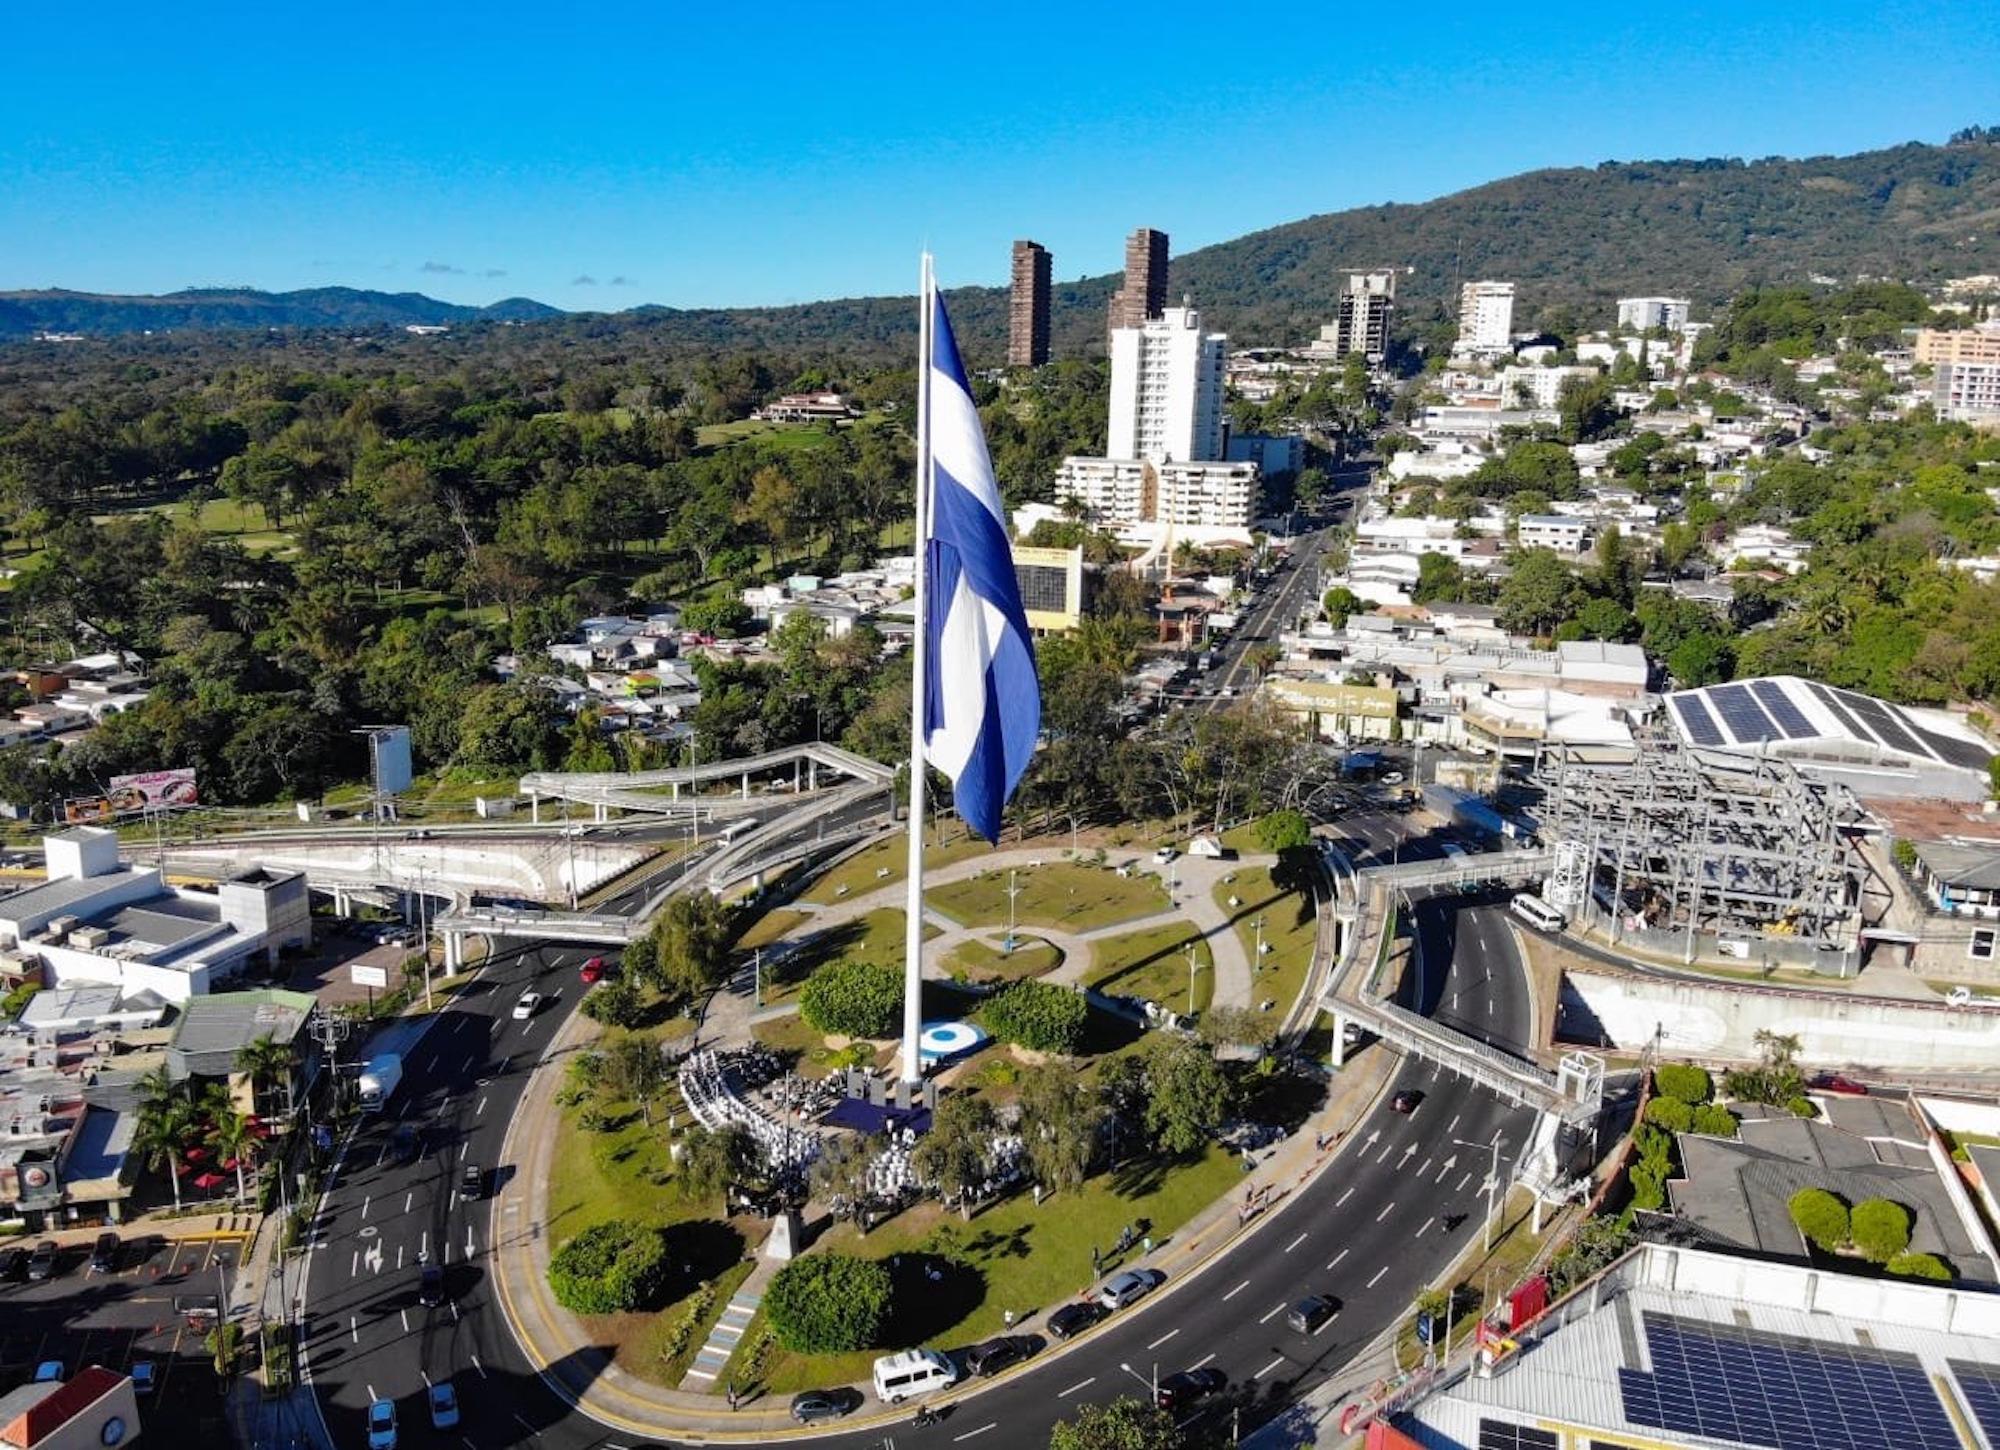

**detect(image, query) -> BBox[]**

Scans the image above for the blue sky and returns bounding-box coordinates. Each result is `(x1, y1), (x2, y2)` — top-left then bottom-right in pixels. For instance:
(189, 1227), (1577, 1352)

(2, 1), (1997, 311)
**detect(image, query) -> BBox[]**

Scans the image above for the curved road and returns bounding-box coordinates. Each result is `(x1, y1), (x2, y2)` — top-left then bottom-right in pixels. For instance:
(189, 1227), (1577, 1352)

(303, 871), (1537, 1449)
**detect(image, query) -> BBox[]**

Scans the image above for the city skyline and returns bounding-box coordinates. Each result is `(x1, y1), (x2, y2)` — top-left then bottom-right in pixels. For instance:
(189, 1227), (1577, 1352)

(2, 2), (1997, 310)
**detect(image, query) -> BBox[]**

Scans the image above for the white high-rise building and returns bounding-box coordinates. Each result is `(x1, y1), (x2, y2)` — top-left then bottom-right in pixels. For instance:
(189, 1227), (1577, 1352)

(1456, 281), (1515, 355)
(1108, 305), (1228, 463)
(1616, 296), (1692, 334)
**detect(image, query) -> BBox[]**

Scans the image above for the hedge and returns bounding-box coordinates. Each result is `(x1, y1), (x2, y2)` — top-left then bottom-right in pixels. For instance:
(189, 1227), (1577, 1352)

(548, 1220), (670, 1314)
(765, 1253), (892, 1353)
(980, 980), (1088, 1054)
(1887, 1251), (1952, 1282)
(1851, 1197), (1912, 1263)
(1785, 1096), (1819, 1119)
(1643, 1097), (1694, 1133)
(1654, 1064), (1713, 1105)
(1690, 1104), (1739, 1138)
(799, 960), (903, 1039)
(1788, 1188), (1849, 1252)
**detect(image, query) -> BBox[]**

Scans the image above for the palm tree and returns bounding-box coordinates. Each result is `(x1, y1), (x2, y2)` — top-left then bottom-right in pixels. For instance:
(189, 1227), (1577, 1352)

(233, 1034), (295, 1123)
(133, 1095), (193, 1212)
(210, 1108), (255, 1204)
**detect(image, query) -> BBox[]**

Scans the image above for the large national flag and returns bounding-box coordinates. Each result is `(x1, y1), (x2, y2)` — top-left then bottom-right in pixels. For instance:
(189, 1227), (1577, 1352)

(921, 287), (1041, 842)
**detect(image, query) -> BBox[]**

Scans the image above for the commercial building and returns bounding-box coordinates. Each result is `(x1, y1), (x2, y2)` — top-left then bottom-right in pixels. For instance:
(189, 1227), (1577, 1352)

(1617, 295), (1693, 332)
(1107, 305), (1228, 463)
(1007, 239), (1051, 368)
(1455, 280), (1515, 355)
(0, 1366), (141, 1450)
(752, 391), (858, 423)
(1053, 457), (1259, 537)
(1934, 360), (2000, 424)
(1107, 226), (1168, 335)
(1010, 545), (1087, 633)
(1913, 323), (2000, 366)
(165, 987), (325, 1125)
(1322, 268), (1397, 362)
(1260, 679), (1399, 742)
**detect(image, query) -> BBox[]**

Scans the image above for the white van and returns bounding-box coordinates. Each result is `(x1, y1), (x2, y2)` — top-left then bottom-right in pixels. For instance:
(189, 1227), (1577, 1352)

(1510, 892), (1567, 932)
(872, 1348), (958, 1404)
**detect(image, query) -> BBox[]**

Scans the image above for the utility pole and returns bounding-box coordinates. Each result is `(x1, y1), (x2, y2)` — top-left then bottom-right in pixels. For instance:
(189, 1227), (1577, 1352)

(1185, 942), (1203, 1017)
(1004, 869), (1023, 954)
(1454, 1133), (1509, 1252)
(1253, 914), (1265, 972)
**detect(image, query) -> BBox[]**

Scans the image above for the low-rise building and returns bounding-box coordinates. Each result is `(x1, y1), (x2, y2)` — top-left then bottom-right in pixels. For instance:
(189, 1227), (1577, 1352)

(1497, 363), (1601, 409)
(0, 1366), (141, 1449)
(1259, 679), (1399, 741)
(165, 987), (324, 1125)
(754, 391), (858, 423)
(1725, 522), (1811, 573)
(1516, 514), (1591, 553)
(1011, 545), (1087, 633)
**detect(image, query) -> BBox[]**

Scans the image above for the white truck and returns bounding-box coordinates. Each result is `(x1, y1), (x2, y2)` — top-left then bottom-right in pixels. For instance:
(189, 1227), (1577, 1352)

(357, 1053), (404, 1112)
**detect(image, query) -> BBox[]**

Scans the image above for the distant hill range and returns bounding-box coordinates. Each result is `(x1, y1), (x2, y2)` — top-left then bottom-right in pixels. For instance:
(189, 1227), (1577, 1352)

(0, 286), (561, 339)
(8, 130), (2000, 356)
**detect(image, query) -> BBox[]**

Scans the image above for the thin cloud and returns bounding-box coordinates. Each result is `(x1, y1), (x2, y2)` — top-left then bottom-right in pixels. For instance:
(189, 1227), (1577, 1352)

(482, 268), (508, 278)
(571, 274), (599, 286)
(609, 275), (637, 288)
(420, 260), (465, 275)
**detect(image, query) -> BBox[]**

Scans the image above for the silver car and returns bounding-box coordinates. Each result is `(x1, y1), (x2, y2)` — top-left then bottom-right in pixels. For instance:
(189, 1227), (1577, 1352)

(1097, 1268), (1163, 1310)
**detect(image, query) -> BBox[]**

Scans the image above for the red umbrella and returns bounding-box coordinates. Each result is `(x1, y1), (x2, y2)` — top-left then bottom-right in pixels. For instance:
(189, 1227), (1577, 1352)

(184, 1146), (207, 1163)
(221, 1158), (242, 1171)
(191, 1171), (226, 1190)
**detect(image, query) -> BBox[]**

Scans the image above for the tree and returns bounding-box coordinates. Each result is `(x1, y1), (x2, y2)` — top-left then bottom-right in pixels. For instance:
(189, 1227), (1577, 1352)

(579, 978), (645, 1029)
(799, 959), (902, 1039)
(133, 1083), (193, 1212)
(1496, 550), (1578, 636)
(1048, 1397), (1186, 1450)
(1017, 1065), (1100, 1196)
(233, 1033), (296, 1121)
(676, 1124), (753, 1207)
(981, 980), (1088, 1054)
(1255, 808), (1312, 854)
(650, 892), (735, 999)
(1653, 1064), (1712, 1105)
(1788, 1187), (1850, 1252)
(764, 1253), (892, 1353)
(601, 1037), (666, 1126)
(1141, 1036), (1228, 1158)
(1411, 552), (1465, 605)
(1850, 1198), (1912, 1263)
(210, 1106), (256, 1203)
(913, 1091), (998, 1216)
(1643, 1097), (1693, 1132)
(809, 1131), (876, 1224)
(1321, 586), (1362, 628)
(547, 1220), (671, 1314)
(1198, 1004), (1276, 1055)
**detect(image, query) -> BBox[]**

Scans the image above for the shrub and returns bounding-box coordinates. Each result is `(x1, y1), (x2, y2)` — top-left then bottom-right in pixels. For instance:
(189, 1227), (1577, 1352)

(1786, 1095), (1819, 1119)
(1886, 1251), (1952, 1282)
(1690, 1104), (1739, 1138)
(1630, 1163), (1666, 1212)
(1850, 1198), (1912, 1264)
(548, 1220), (670, 1314)
(799, 960), (902, 1039)
(1788, 1188), (1850, 1252)
(1255, 809), (1313, 854)
(1654, 1064), (1713, 1105)
(1633, 1124), (1673, 1171)
(1643, 1097), (1694, 1133)
(765, 1253), (892, 1353)
(981, 980), (1088, 1054)
(580, 978), (644, 1029)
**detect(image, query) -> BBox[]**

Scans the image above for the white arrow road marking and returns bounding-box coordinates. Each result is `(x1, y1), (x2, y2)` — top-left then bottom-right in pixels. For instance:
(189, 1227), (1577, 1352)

(1435, 1154), (1457, 1185)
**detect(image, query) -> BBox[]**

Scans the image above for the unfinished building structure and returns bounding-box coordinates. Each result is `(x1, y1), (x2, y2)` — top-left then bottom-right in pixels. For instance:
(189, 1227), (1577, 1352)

(1532, 736), (1867, 971)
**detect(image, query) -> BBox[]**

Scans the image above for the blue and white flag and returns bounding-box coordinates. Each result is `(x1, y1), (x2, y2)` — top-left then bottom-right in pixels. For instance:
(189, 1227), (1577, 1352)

(922, 289), (1041, 843)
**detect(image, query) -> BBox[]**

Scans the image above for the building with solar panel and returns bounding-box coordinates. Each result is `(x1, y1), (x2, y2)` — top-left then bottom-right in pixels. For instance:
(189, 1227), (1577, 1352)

(1662, 675), (1995, 804)
(1390, 1241), (2000, 1450)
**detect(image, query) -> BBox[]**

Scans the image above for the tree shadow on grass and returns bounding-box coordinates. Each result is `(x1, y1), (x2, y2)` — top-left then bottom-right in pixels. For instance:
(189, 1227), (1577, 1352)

(775, 921), (867, 985)
(1078, 1005), (1145, 1057)
(881, 1252), (987, 1349)
(657, 1219), (747, 1303)
(1108, 1153), (1179, 1201)
(966, 1223), (1032, 1264)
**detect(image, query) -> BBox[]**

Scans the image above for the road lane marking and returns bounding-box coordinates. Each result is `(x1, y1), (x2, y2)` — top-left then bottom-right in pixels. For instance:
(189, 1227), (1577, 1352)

(350, 1251), (358, 1278)
(458, 1144), (468, 1162)
(466, 1226), (476, 1259)
(361, 1196), (371, 1220)
(351, 1320), (358, 1343)
(477, 1096), (487, 1116)
(1367, 1265), (1389, 1288)
(404, 1192), (413, 1215)
(1457, 1172), (1473, 1192)
(1447, 1114), (1461, 1134)
(401, 1310), (409, 1332)
(1254, 1356), (1285, 1381)
(1222, 1280), (1249, 1301)
(1336, 1187), (1354, 1207)
(1057, 1377), (1094, 1397)
(1147, 1328), (1179, 1350)
(1189, 1352), (1216, 1370)
(1376, 1200), (1396, 1222)
(420, 1231), (428, 1259)
(1326, 1248), (1349, 1270)
(1435, 1162), (1454, 1185)
(1415, 1157), (1432, 1178)
(396, 1244), (404, 1270)
(368, 1384), (378, 1401)
(1376, 1143), (1392, 1164)
(471, 1354), (486, 1379)
(953, 1425), (996, 1442)
(1315, 1310), (1341, 1336)
(1259, 1303), (1284, 1324)
(1284, 1232), (1308, 1253)
(1488, 997), (1494, 1016)
(1415, 1217), (1435, 1238)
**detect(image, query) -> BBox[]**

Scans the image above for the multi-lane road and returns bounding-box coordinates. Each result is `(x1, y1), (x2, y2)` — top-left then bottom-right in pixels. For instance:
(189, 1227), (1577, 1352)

(301, 822), (1540, 1449)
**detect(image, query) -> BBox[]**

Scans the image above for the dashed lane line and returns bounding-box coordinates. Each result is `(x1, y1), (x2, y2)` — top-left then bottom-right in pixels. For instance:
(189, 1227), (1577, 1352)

(1284, 1232), (1308, 1253)
(1335, 1186), (1355, 1207)
(1254, 1356), (1286, 1381)
(1057, 1377), (1094, 1397)
(1375, 1200), (1396, 1223)
(953, 1425), (997, 1442)
(1259, 1303), (1285, 1325)
(1367, 1265), (1389, 1288)
(1222, 1280), (1249, 1302)
(1147, 1328), (1179, 1350)
(1415, 1217), (1435, 1238)
(1326, 1248), (1349, 1271)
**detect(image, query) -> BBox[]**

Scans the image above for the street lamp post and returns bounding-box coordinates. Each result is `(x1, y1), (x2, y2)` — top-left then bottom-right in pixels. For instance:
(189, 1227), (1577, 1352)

(1118, 1360), (1158, 1403)
(1453, 1133), (1509, 1253)
(1005, 869), (1022, 954)
(1185, 942), (1204, 1017)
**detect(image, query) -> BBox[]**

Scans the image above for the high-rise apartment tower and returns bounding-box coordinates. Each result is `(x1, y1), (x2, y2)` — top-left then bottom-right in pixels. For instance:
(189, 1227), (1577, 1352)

(1456, 281), (1515, 355)
(1333, 269), (1397, 362)
(1107, 304), (1228, 463)
(1108, 227), (1169, 336)
(1008, 240), (1052, 367)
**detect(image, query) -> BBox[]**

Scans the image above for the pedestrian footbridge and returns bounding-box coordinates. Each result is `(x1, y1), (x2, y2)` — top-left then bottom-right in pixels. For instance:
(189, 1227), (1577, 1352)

(520, 742), (894, 821)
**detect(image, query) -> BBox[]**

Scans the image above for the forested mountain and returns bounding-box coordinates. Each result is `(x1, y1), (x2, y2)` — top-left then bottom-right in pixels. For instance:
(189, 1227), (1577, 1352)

(7, 129), (2000, 359)
(0, 286), (560, 338)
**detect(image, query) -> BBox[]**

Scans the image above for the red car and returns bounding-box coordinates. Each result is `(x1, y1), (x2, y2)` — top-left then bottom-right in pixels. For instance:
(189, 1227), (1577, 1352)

(1810, 1073), (1869, 1097)
(580, 957), (607, 984)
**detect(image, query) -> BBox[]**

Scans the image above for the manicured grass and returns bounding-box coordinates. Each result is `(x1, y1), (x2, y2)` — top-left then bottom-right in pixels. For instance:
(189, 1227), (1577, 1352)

(744, 908), (937, 1009)
(799, 833), (995, 905)
(1214, 866), (1319, 1032)
(1085, 922), (1214, 1017)
(930, 862), (1169, 934)
(739, 1143), (1243, 1395)
(1219, 819), (1269, 854)
(944, 935), (1064, 984)
(735, 908), (812, 952)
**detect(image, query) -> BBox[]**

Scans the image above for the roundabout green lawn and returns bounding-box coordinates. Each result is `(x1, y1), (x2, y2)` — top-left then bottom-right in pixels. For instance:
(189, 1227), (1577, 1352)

(944, 935), (1065, 983)
(928, 862), (1168, 934)
(1214, 865), (1320, 1032)
(1084, 922), (1215, 1018)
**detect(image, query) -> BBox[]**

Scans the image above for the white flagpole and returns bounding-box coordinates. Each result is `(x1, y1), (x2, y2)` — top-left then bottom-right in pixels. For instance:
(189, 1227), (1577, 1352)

(901, 253), (934, 1090)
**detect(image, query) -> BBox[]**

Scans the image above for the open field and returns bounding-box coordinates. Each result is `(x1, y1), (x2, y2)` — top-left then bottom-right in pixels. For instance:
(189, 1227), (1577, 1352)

(1084, 922), (1214, 1018)
(944, 935), (1064, 984)
(929, 861), (1169, 934)
(1214, 865), (1320, 1032)
(799, 833), (996, 905)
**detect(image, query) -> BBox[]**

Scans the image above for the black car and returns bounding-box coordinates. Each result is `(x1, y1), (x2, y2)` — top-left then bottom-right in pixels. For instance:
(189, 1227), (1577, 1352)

(460, 1164), (483, 1200)
(0, 1246), (27, 1282)
(1155, 1366), (1227, 1409)
(1286, 1294), (1340, 1334)
(89, 1233), (121, 1274)
(1047, 1300), (1107, 1340)
(965, 1335), (1033, 1378)
(419, 1264), (444, 1307)
(1392, 1090), (1424, 1114)
(25, 1241), (59, 1282)
(392, 1125), (419, 1162)
(789, 1388), (861, 1424)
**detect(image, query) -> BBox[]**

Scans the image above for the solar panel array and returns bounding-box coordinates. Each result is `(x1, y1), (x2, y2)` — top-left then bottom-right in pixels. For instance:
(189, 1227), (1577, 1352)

(1707, 682), (1782, 744)
(1951, 1359), (2000, 1446)
(1749, 679), (1815, 737)
(1618, 1311), (1960, 1450)
(1479, 1421), (1558, 1450)
(1671, 693), (1725, 746)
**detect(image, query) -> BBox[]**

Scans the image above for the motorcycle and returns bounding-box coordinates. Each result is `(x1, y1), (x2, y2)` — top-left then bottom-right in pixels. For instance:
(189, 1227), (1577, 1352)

(912, 1404), (947, 1428)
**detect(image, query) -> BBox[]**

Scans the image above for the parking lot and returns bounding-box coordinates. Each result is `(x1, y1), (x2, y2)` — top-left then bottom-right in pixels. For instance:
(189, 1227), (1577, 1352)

(0, 1232), (241, 1438)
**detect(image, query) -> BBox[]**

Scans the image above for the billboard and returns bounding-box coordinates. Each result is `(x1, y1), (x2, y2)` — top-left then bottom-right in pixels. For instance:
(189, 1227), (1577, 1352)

(367, 727), (413, 797)
(108, 768), (200, 814)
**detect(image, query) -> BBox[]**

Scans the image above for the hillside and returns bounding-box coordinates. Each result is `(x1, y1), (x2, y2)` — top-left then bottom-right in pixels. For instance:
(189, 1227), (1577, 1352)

(7, 131), (2000, 357)
(0, 286), (561, 338)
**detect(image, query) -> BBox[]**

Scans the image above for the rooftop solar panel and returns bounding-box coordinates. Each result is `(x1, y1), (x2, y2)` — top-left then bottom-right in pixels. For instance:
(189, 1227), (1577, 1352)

(1478, 1422), (1559, 1450)
(1671, 694), (1726, 746)
(1708, 682), (1781, 744)
(1619, 1311), (1959, 1450)
(1748, 679), (1815, 739)
(1840, 690), (1930, 758)
(1918, 727), (1993, 773)
(1950, 1360), (2000, 1447)
(1808, 681), (1873, 743)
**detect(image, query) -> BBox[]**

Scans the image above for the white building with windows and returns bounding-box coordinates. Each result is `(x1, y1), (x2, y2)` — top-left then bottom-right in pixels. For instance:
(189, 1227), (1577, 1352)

(1617, 295), (1693, 333)
(1517, 514), (1591, 553)
(1498, 364), (1601, 410)
(1456, 280), (1515, 356)
(1054, 457), (1258, 538)
(1107, 305), (1227, 463)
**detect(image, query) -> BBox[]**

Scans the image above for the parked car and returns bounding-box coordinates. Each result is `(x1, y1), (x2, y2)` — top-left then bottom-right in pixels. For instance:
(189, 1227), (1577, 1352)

(1810, 1073), (1869, 1096)
(965, 1335), (1033, 1377)
(1287, 1294), (1340, 1334)
(1155, 1366), (1227, 1409)
(129, 1359), (156, 1396)
(461, 1164), (483, 1200)
(0, 1246), (28, 1282)
(1151, 847), (1178, 865)
(26, 1241), (59, 1282)
(367, 1398), (398, 1450)
(419, 1264), (444, 1307)
(90, 1232), (121, 1274)
(428, 1381), (459, 1430)
(580, 956), (607, 984)
(512, 990), (543, 1020)
(1047, 1300), (1107, 1340)
(1392, 1090), (1424, 1114)
(1097, 1268), (1163, 1311)
(789, 1388), (861, 1424)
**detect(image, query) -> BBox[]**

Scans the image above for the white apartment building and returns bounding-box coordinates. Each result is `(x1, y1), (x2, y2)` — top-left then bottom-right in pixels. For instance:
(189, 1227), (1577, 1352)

(1054, 457), (1259, 536)
(1617, 295), (1692, 333)
(1107, 305), (1227, 463)
(1456, 280), (1515, 355)
(1352, 515), (1468, 558)
(1725, 522), (1811, 573)
(1498, 364), (1601, 409)
(1517, 514), (1591, 553)
(1935, 361), (2000, 424)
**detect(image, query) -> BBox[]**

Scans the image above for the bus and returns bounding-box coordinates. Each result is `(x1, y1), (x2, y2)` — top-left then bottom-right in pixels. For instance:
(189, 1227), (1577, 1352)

(1510, 892), (1568, 932)
(718, 820), (755, 845)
